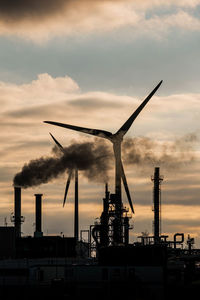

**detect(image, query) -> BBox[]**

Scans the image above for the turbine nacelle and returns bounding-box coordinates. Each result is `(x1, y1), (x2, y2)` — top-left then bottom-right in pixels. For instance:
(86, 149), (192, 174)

(109, 133), (124, 144)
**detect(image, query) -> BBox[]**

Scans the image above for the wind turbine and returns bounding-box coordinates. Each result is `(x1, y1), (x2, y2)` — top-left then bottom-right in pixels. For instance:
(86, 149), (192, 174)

(44, 81), (162, 242)
(49, 133), (79, 240)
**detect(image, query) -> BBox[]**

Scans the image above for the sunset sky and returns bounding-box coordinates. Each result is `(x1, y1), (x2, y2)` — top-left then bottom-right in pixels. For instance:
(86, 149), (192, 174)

(1, 0), (200, 246)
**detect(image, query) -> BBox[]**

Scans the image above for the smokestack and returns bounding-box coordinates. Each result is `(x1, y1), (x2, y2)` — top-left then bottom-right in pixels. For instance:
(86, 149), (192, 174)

(152, 167), (163, 244)
(74, 169), (79, 241)
(124, 216), (129, 246)
(100, 183), (109, 247)
(34, 194), (43, 238)
(14, 186), (22, 239)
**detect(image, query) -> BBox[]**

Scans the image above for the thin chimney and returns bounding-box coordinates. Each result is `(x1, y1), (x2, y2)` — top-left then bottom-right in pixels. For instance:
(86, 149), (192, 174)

(34, 194), (43, 237)
(152, 167), (163, 244)
(100, 183), (109, 247)
(14, 186), (21, 239)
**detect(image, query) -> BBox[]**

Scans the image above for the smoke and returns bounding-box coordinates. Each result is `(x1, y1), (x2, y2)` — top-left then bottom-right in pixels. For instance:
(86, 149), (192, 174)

(122, 133), (198, 168)
(13, 133), (198, 188)
(13, 139), (112, 189)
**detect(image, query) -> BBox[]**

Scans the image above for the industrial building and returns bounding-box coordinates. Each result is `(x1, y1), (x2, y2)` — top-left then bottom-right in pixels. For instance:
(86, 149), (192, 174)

(0, 167), (199, 300)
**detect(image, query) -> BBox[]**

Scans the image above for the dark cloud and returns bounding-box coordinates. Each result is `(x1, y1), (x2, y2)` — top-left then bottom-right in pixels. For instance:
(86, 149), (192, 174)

(68, 98), (123, 109)
(5, 97), (123, 119)
(162, 189), (200, 206)
(6, 104), (58, 119)
(0, 0), (67, 21)
(0, 0), (125, 22)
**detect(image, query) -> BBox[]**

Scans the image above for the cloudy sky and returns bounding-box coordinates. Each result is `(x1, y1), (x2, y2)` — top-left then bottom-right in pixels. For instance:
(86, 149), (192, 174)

(1, 0), (200, 247)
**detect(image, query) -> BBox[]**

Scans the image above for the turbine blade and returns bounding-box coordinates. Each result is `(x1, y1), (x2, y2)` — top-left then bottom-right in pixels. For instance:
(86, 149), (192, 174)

(120, 161), (134, 214)
(116, 80), (163, 137)
(63, 170), (73, 207)
(49, 132), (64, 151)
(44, 121), (113, 140)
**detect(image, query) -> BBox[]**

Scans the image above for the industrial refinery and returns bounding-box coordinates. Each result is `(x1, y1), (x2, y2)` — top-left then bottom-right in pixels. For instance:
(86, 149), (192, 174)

(0, 81), (200, 300)
(1, 167), (199, 300)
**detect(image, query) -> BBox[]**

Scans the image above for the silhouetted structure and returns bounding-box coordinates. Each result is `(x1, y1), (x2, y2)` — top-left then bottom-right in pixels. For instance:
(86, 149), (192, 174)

(0, 167), (200, 300)
(74, 168), (79, 241)
(14, 187), (21, 238)
(152, 167), (163, 244)
(91, 183), (132, 252)
(11, 187), (24, 239)
(34, 194), (43, 237)
(49, 133), (79, 241)
(44, 81), (163, 244)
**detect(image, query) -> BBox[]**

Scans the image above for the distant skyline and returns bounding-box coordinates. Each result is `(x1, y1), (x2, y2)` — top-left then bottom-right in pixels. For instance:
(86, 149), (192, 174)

(0, 0), (200, 246)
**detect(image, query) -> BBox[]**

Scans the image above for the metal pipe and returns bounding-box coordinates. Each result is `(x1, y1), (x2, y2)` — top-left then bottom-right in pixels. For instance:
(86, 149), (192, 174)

(174, 233), (184, 249)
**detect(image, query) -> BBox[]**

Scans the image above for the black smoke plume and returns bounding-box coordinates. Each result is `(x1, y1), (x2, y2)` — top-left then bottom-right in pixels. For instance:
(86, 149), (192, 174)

(13, 133), (198, 188)
(13, 139), (112, 189)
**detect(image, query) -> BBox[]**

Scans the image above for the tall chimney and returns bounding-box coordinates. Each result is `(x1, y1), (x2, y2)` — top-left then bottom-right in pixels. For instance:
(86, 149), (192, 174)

(14, 186), (21, 239)
(124, 216), (129, 246)
(34, 194), (43, 238)
(74, 169), (79, 241)
(152, 167), (163, 244)
(100, 183), (109, 247)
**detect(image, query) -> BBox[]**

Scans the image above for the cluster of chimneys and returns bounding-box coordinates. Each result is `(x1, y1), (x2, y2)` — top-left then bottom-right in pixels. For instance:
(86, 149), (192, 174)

(13, 167), (162, 242)
(13, 186), (43, 239)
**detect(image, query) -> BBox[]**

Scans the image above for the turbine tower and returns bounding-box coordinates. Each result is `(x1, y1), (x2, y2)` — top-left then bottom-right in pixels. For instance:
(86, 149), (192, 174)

(45, 81), (162, 244)
(49, 133), (79, 241)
